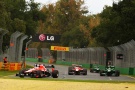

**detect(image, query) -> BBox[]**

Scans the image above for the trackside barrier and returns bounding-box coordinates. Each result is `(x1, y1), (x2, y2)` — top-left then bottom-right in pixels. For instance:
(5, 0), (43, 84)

(115, 67), (131, 75)
(9, 63), (15, 71)
(9, 63), (22, 71)
(134, 69), (135, 75)
(0, 63), (9, 70)
(0, 62), (2, 69)
(0, 62), (22, 71)
(15, 63), (22, 70)
(26, 58), (48, 63)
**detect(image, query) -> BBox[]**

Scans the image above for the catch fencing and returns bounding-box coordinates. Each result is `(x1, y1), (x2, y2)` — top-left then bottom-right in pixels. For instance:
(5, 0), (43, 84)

(57, 47), (106, 65)
(108, 40), (135, 68)
(15, 38), (135, 68)
(27, 48), (38, 58)
(57, 40), (135, 68)
(26, 48), (51, 59)
(41, 48), (51, 59)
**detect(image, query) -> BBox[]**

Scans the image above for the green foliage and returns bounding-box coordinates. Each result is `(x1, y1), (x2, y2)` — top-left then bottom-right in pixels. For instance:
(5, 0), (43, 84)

(61, 27), (89, 48)
(38, 0), (89, 48)
(91, 0), (135, 46)
(2, 0), (135, 49)
(0, 0), (11, 29)
(0, 0), (44, 51)
(12, 18), (26, 33)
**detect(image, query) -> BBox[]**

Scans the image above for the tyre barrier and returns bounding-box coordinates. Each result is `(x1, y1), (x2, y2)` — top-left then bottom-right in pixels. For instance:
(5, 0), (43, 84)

(0, 62), (22, 71)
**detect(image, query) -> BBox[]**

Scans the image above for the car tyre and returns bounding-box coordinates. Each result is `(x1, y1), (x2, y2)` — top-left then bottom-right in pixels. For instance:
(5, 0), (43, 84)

(52, 70), (59, 78)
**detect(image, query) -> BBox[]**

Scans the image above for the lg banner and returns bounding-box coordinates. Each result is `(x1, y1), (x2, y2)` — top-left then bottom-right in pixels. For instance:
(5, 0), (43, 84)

(32, 34), (61, 43)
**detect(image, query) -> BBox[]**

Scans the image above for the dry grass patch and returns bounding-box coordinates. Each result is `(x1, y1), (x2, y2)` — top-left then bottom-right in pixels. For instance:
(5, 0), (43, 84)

(0, 78), (135, 90)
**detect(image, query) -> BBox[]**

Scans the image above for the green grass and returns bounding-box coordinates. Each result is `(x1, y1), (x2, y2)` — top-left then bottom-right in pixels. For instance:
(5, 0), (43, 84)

(25, 64), (34, 68)
(2, 77), (135, 83)
(0, 70), (18, 77)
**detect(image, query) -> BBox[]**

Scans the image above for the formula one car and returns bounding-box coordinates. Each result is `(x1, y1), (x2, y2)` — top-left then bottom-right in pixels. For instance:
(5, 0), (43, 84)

(90, 65), (100, 73)
(68, 64), (87, 75)
(100, 65), (120, 76)
(16, 64), (59, 78)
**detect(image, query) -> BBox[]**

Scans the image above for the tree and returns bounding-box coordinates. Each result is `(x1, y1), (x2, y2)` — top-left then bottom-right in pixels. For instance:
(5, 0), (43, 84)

(0, 0), (10, 29)
(91, 0), (135, 46)
(37, 0), (89, 48)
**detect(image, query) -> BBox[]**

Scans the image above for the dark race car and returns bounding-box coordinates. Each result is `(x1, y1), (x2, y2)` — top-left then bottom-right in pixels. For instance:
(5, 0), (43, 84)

(68, 64), (87, 75)
(16, 64), (59, 78)
(90, 66), (100, 73)
(100, 65), (120, 76)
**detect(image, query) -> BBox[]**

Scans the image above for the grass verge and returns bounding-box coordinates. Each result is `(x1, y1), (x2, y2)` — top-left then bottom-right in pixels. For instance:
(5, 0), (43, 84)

(1, 77), (135, 83)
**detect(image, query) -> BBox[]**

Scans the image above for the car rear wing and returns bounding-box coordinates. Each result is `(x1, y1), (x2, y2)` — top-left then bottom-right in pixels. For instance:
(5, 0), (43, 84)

(72, 64), (82, 67)
(45, 65), (55, 68)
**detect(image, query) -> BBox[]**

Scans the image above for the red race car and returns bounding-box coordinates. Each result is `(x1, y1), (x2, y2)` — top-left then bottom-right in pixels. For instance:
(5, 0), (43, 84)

(68, 64), (87, 75)
(16, 64), (59, 78)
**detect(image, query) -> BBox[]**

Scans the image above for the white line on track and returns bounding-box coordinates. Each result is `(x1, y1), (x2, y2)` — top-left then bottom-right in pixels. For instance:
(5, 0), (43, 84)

(108, 77), (112, 80)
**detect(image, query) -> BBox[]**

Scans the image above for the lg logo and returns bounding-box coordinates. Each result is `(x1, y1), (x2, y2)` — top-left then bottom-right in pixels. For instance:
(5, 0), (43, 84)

(47, 36), (54, 41)
(39, 34), (45, 41)
(39, 34), (54, 41)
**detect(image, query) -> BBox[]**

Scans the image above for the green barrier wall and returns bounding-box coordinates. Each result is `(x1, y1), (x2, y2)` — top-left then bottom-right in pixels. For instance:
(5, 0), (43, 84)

(134, 68), (135, 75)
(26, 58), (48, 63)
(115, 67), (129, 75)
(81, 64), (90, 68)
(26, 58), (38, 62)
(56, 60), (74, 66)
(92, 64), (105, 70)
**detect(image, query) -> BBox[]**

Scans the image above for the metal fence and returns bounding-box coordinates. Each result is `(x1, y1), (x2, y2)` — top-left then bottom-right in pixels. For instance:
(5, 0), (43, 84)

(57, 40), (135, 68)
(41, 48), (51, 59)
(22, 39), (135, 68)
(57, 47), (106, 65)
(108, 40), (135, 68)
(27, 48), (38, 58)
(26, 48), (51, 59)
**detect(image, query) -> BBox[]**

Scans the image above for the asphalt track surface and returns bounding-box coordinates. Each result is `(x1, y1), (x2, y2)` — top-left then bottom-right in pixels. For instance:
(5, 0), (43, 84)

(17, 61), (135, 81)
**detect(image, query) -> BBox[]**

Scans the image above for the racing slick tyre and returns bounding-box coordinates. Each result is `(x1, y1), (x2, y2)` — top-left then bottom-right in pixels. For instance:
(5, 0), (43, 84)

(83, 69), (87, 75)
(90, 68), (93, 73)
(30, 72), (35, 78)
(115, 70), (120, 77)
(51, 65), (55, 68)
(45, 71), (51, 77)
(52, 70), (59, 78)
(16, 73), (19, 76)
(36, 70), (44, 78)
(107, 72), (111, 76)
(18, 70), (26, 78)
(100, 70), (104, 76)
(96, 70), (100, 73)
(68, 67), (73, 75)
(30, 71), (44, 78)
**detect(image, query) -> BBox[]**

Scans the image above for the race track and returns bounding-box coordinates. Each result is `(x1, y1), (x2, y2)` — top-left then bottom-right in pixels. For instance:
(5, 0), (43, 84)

(18, 62), (135, 81)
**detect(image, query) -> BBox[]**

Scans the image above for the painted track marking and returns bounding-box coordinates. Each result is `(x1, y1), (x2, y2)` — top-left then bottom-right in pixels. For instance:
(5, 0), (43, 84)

(109, 77), (112, 80)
